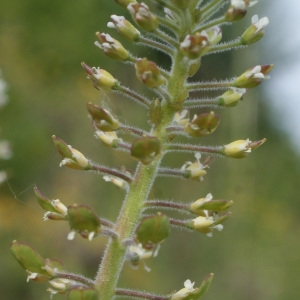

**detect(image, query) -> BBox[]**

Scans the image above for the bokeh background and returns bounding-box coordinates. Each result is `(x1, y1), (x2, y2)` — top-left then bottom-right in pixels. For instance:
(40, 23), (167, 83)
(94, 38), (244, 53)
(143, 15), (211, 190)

(0, 1), (299, 299)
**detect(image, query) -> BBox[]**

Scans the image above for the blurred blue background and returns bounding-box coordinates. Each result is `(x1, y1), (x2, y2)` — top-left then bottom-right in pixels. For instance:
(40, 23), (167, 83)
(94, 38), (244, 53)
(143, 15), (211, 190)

(0, 1), (299, 299)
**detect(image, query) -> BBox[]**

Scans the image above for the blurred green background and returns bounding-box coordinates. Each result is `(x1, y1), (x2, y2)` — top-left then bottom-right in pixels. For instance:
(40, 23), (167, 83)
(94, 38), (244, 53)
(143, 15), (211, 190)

(0, 1), (299, 299)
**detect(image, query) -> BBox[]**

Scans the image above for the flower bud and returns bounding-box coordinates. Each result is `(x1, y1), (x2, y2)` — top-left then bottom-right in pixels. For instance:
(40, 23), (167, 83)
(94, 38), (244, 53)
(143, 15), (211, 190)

(107, 15), (141, 42)
(95, 32), (130, 60)
(233, 64), (274, 88)
(87, 102), (119, 131)
(103, 175), (127, 190)
(95, 130), (120, 147)
(241, 15), (269, 45)
(206, 26), (222, 45)
(52, 136), (90, 170)
(184, 111), (220, 137)
(127, 3), (158, 32)
(223, 138), (266, 158)
(190, 193), (233, 215)
(180, 31), (210, 59)
(135, 58), (166, 88)
(217, 88), (246, 107)
(225, 0), (258, 22)
(81, 62), (118, 91)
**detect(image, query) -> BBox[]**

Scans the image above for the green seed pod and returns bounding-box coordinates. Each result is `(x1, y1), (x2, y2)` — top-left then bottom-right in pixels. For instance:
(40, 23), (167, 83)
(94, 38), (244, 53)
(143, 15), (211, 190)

(10, 241), (49, 280)
(135, 213), (170, 249)
(67, 205), (101, 240)
(131, 136), (161, 165)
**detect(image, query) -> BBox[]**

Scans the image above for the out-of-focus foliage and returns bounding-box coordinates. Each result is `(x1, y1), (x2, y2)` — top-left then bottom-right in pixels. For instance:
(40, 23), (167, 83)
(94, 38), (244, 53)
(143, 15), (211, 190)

(0, 1), (299, 300)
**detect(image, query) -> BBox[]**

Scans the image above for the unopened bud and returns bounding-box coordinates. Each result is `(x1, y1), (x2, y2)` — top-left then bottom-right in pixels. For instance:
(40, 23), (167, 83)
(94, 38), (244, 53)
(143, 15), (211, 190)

(223, 138), (266, 158)
(95, 32), (130, 60)
(233, 64), (274, 88)
(52, 136), (90, 170)
(241, 15), (269, 45)
(95, 130), (120, 147)
(127, 2), (158, 32)
(103, 175), (127, 190)
(206, 26), (222, 45)
(82, 62), (118, 91)
(180, 31), (210, 59)
(87, 102), (119, 131)
(217, 88), (246, 107)
(225, 0), (258, 22)
(107, 15), (141, 42)
(135, 58), (166, 88)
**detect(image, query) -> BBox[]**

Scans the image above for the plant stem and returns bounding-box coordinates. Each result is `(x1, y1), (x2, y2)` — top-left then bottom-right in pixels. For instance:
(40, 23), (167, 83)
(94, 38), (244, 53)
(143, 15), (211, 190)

(94, 58), (191, 300)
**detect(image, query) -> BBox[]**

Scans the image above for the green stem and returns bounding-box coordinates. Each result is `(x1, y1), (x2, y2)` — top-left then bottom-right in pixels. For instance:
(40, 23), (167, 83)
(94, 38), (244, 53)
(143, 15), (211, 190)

(209, 38), (244, 54)
(93, 6), (197, 300)
(186, 79), (233, 91)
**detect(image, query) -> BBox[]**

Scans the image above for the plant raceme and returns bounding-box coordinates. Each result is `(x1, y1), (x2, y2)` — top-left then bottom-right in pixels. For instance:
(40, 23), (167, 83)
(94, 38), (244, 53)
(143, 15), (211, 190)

(11, 1), (272, 299)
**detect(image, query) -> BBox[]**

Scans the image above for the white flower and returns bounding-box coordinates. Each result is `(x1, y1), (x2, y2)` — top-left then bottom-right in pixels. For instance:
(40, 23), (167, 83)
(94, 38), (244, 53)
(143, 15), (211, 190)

(251, 15), (269, 33)
(171, 279), (196, 300)
(181, 152), (207, 180)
